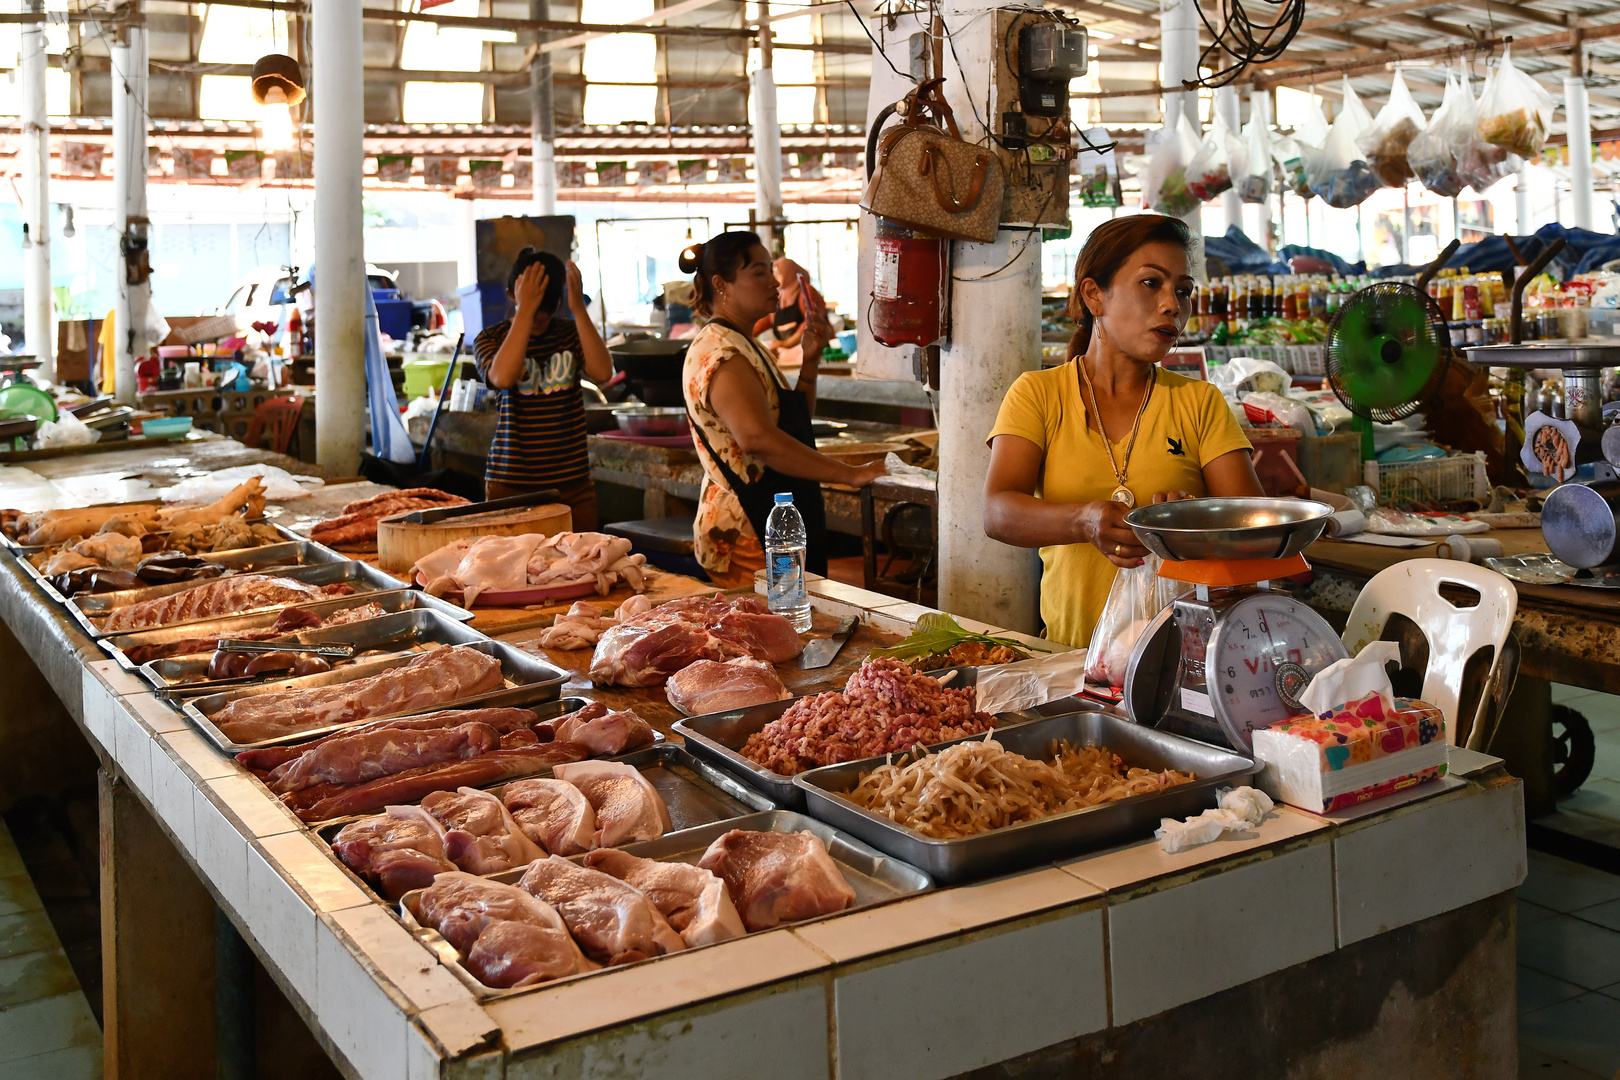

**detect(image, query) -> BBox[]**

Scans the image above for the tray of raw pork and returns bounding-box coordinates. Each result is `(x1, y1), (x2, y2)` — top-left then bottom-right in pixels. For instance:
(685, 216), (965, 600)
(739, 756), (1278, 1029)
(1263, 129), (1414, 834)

(17, 538), (350, 609)
(1, 477), (273, 551)
(671, 657), (1067, 809)
(793, 709), (1258, 884)
(413, 531), (650, 608)
(65, 560), (409, 638)
(233, 700), (665, 822)
(95, 588), (474, 671)
(396, 810), (932, 998)
(316, 739), (774, 903)
(135, 608), (495, 696)
(182, 640), (570, 752)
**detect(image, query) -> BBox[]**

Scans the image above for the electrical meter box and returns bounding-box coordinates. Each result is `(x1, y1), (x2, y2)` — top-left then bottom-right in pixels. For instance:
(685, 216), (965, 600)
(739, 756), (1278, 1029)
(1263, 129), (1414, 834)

(1019, 23), (1088, 117)
(987, 8), (1079, 228)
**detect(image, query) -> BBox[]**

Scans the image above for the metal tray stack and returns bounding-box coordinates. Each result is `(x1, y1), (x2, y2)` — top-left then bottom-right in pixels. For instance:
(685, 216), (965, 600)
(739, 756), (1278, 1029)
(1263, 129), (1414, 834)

(792, 709), (1259, 884)
(15, 539), (349, 608)
(397, 809), (933, 1000)
(67, 560), (409, 638)
(97, 588), (474, 670)
(182, 639), (570, 753)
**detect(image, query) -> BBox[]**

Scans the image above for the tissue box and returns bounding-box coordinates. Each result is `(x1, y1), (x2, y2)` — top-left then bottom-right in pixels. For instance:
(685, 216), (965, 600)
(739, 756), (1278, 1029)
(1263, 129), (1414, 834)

(1252, 694), (1447, 813)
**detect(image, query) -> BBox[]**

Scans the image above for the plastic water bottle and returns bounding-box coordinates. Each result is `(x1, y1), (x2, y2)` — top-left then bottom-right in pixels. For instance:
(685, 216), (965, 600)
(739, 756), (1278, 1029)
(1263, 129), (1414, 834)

(765, 492), (812, 632)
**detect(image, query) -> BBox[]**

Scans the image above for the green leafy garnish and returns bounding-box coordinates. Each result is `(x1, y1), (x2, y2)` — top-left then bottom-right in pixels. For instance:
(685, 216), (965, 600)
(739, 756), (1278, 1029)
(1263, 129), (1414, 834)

(868, 613), (1052, 662)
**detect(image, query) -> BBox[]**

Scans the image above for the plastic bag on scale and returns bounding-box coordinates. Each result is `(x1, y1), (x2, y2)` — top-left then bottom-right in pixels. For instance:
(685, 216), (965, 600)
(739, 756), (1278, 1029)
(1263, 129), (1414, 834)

(1085, 554), (1183, 690)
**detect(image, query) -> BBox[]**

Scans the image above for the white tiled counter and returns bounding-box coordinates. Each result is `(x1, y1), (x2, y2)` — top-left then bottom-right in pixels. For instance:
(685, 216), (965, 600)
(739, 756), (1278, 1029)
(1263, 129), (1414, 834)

(73, 646), (1526, 1079)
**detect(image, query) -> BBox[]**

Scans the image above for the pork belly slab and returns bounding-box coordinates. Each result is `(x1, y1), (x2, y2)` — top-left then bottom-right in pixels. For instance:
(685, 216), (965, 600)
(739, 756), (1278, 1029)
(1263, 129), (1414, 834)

(500, 779), (596, 856)
(696, 830), (855, 931)
(551, 760), (672, 848)
(583, 848), (744, 948)
(416, 872), (595, 989)
(665, 657), (792, 715)
(518, 855), (685, 966)
(588, 594), (801, 687)
(213, 644), (505, 743)
(330, 807), (455, 900)
(100, 574), (350, 632)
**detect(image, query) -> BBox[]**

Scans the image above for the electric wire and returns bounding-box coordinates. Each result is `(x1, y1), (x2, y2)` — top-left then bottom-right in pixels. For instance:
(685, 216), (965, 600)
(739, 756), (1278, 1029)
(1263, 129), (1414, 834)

(1188, 0), (1307, 91)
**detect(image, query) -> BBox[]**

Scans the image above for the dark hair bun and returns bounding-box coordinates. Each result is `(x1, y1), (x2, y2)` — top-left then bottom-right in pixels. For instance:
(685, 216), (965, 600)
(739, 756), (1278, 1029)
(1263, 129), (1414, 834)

(677, 242), (704, 275)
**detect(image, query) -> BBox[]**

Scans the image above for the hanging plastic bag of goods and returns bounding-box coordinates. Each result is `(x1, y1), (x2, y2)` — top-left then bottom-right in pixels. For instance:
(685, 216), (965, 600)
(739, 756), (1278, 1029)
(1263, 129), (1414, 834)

(1407, 70), (1466, 198)
(1358, 70), (1427, 188)
(1453, 60), (1521, 194)
(1187, 113), (1241, 202)
(1476, 45), (1556, 160)
(1238, 117), (1272, 202)
(1143, 113), (1204, 218)
(1309, 76), (1379, 208)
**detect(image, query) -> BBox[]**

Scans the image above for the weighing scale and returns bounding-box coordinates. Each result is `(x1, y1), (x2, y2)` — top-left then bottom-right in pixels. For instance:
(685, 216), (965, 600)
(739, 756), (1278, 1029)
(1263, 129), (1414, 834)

(1120, 498), (1347, 751)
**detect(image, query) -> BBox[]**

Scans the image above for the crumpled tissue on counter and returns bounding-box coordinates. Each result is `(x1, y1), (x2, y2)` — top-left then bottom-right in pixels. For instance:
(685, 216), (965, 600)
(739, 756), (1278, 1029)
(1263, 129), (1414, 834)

(971, 646), (1087, 716)
(1155, 786), (1275, 854)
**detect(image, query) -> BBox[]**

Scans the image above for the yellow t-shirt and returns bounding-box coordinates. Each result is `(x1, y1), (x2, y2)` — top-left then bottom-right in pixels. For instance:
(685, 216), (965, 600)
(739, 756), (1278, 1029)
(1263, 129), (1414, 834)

(987, 362), (1252, 649)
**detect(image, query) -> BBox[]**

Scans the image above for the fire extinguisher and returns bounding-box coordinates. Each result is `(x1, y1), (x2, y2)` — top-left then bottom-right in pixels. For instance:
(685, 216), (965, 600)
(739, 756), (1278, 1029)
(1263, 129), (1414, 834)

(865, 102), (949, 349)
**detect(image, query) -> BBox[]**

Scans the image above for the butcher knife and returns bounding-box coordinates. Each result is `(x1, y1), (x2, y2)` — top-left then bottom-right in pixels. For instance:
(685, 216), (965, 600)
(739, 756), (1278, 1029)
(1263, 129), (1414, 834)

(799, 615), (858, 670)
(396, 488), (562, 526)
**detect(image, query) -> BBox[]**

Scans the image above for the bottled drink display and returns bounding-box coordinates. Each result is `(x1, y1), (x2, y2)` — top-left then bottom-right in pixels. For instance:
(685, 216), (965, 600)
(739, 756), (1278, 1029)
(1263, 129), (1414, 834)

(765, 493), (812, 632)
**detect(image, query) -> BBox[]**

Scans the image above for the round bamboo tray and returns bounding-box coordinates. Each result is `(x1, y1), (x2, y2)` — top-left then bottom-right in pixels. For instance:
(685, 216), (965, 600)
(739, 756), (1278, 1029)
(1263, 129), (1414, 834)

(376, 502), (573, 573)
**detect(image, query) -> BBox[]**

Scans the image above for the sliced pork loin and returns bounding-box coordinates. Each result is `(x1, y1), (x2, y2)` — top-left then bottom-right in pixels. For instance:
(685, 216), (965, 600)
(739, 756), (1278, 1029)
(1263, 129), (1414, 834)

(536, 701), (655, 756)
(416, 872), (596, 989)
(518, 855), (685, 966)
(583, 848), (744, 948)
(696, 830), (855, 932)
(500, 779), (596, 856)
(551, 760), (672, 848)
(330, 807), (455, 900)
(421, 786), (546, 874)
(665, 657), (792, 716)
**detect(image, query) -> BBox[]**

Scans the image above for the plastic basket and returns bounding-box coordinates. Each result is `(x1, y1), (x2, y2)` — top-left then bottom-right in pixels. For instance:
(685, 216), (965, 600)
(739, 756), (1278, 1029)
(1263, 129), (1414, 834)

(1369, 451), (1490, 504)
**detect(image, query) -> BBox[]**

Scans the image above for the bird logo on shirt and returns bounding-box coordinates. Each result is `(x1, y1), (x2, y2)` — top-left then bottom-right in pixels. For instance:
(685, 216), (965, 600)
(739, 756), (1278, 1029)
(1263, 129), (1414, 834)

(1166, 435), (1186, 457)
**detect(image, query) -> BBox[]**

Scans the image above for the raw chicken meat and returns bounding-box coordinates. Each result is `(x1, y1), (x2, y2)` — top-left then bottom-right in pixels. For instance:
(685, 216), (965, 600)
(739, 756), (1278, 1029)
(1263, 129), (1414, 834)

(696, 830), (855, 931)
(421, 787), (546, 874)
(330, 807), (454, 900)
(536, 701), (655, 757)
(583, 848), (745, 948)
(414, 531), (649, 606)
(212, 644), (505, 743)
(551, 760), (672, 848)
(665, 657), (792, 715)
(518, 855), (685, 966)
(500, 779), (596, 856)
(99, 574), (352, 632)
(589, 594), (802, 687)
(416, 872), (596, 989)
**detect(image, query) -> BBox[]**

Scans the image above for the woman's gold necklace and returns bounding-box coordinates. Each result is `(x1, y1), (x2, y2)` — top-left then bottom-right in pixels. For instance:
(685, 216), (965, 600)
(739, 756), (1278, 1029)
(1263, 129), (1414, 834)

(1077, 357), (1156, 509)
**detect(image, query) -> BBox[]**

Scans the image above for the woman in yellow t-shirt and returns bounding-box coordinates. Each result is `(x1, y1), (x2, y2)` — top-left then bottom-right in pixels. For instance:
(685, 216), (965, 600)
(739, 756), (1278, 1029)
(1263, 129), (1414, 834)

(984, 214), (1262, 648)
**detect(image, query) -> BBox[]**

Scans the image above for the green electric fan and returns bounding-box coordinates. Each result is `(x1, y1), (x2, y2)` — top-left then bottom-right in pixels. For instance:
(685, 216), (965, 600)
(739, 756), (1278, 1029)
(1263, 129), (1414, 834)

(1323, 281), (1451, 459)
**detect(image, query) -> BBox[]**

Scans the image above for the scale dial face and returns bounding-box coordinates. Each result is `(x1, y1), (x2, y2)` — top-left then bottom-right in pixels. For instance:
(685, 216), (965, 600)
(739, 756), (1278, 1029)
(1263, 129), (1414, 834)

(1206, 593), (1347, 750)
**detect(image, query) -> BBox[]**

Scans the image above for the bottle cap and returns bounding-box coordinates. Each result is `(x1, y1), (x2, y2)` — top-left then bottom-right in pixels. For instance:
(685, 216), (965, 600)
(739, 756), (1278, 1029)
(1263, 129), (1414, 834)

(774, 492), (793, 505)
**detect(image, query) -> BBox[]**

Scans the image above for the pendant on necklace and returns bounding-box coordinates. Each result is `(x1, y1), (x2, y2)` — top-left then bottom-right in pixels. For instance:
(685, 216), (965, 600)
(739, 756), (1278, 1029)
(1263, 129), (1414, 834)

(1110, 486), (1136, 508)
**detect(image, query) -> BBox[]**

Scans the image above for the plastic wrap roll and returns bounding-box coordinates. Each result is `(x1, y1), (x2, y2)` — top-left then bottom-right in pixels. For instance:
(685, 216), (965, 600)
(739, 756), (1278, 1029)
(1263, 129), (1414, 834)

(1436, 536), (1504, 562)
(1324, 509), (1366, 538)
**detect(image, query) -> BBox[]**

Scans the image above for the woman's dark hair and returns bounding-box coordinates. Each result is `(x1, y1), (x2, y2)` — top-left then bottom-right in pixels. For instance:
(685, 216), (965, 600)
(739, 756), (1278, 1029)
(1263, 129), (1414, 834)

(678, 231), (765, 318)
(506, 247), (566, 314)
(1067, 214), (1196, 358)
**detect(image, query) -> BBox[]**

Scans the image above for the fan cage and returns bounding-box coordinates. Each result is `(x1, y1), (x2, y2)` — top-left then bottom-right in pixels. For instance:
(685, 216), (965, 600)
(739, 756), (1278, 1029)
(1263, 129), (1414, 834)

(1323, 281), (1451, 424)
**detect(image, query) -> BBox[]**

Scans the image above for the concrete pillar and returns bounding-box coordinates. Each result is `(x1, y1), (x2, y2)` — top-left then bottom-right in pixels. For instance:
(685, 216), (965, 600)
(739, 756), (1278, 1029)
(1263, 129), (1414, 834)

(530, 0), (556, 216)
(1515, 160), (1531, 234)
(313, 0), (367, 471)
(111, 23), (148, 406)
(20, 0), (53, 378)
(751, 10), (783, 253)
(1216, 84), (1242, 236)
(1565, 74), (1594, 231)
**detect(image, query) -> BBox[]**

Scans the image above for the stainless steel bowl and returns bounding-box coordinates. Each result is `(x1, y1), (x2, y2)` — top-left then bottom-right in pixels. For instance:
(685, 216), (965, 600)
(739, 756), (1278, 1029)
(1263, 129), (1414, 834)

(1125, 497), (1335, 561)
(611, 406), (690, 437)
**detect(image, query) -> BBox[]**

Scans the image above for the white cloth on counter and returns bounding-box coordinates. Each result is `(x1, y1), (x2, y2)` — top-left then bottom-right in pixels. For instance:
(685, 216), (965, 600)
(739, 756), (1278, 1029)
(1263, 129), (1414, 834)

(974, 646), (1086, 716)
(1298, 640), (1400, 717)
(883, 451), (937, 483)
(161, 464), (323, 503)
(1155, 786), (1275, 854)
(1365, 508), (1490, 537)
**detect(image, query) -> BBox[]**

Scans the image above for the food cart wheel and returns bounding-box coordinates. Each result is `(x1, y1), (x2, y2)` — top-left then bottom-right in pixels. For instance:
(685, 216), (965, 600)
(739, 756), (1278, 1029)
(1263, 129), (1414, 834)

(1551, 704), (1596, 798)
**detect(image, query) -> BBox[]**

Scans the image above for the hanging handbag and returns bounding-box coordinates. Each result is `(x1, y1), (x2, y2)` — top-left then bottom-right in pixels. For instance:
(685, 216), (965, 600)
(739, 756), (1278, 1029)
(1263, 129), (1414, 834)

(862, 78), (1005, 244)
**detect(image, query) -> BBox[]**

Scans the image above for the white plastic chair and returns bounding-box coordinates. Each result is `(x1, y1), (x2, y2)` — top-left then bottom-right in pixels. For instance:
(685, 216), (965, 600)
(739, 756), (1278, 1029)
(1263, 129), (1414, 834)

(1340, 558), (1518, 745)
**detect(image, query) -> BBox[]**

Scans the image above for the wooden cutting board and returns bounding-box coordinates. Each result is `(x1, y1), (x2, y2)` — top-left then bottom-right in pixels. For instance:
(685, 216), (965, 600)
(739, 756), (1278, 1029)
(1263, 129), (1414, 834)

(375, 502), (573, 573)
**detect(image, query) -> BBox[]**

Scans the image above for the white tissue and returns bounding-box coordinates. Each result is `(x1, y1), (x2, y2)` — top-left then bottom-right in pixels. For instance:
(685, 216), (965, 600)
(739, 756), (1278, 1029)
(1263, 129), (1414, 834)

(1154, 785), (1275, 853)
(1297, 640), (1401, 717)
(973, 647), (1086, 715)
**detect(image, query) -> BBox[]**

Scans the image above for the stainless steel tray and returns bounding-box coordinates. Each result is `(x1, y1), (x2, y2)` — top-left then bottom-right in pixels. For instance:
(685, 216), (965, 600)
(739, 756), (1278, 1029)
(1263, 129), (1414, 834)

(671, 691), (1092, 810)
(315, 742), (773, 904)
(181, 639), (569, 753)
(1483, 552), (1620, 589)
(0, 505), (300, 552)
(792, 710), (1258, 885)
(95, 588), (475, 670)
(397, 809), (932, 1000)
(69, 560), (409, 637)
(15, 539), (346, 609)
(135, 607), (489, 696)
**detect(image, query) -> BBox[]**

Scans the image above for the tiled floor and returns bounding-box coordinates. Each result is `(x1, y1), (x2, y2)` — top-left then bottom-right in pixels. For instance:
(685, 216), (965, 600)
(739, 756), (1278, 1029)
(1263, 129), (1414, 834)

(1551, 684), (1620, 831)
(0, 817), (102, 1079)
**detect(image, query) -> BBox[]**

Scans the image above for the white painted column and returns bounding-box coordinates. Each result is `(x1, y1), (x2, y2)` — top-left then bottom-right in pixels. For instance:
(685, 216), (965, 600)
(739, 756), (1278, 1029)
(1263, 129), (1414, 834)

(1515, 161), (1531, 234)
(313, 0), (367, 471)
(1250, 87), (1273, 251)
(111, 25), (148, 406)
(1216, 84), (1242, 236)
(20, 0), (53, 378)
(530, 0), (556, 216)
(1159, 0), (1199, 229)
(751, 9), (783, 252)
(1565, 75), (1594, 231)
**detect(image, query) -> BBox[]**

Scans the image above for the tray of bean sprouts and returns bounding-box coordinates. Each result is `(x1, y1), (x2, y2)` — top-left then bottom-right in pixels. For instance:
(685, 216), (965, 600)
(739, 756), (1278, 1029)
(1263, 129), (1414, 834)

(790, 709), (1258, 884)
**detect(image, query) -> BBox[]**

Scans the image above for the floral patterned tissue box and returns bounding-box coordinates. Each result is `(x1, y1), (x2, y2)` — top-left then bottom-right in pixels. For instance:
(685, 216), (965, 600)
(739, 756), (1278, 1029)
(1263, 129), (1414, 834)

(1251, 692), (1448, 813)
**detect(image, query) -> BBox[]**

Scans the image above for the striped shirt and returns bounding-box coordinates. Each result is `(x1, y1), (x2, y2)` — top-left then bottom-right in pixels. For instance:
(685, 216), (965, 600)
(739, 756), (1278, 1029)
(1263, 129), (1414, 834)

(473, 315), (590, 487)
